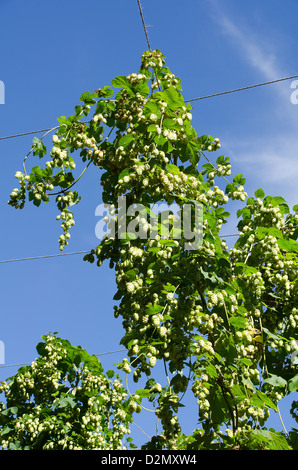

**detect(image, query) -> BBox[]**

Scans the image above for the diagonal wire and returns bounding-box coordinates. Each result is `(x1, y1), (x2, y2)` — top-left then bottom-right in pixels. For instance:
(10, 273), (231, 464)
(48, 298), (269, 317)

(0, 128), (56, 141)
(136, 0), (151, 51)
(0, 235), (238, 265)
(0, 127), (57, 141)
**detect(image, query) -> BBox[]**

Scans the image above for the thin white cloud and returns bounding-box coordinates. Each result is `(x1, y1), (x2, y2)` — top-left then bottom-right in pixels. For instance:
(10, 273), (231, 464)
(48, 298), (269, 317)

(204, 0), (298, 205)
(206, 0), (287, 95)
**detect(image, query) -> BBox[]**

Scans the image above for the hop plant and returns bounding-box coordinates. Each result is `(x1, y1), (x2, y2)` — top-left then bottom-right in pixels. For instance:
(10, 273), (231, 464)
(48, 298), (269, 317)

(0, 334), (134, 450)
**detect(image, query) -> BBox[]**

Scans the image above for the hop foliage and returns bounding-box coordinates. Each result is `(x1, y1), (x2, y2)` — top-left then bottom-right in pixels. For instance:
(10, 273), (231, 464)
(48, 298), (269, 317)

(6, 49), (298, 450)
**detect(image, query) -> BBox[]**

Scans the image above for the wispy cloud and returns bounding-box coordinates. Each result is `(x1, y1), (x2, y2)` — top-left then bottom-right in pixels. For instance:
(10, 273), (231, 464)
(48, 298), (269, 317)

(204, 0), (298, 205)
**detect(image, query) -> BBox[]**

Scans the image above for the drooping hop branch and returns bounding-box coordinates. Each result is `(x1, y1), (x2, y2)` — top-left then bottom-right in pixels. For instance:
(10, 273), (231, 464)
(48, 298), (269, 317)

(6, 49), (298, 450)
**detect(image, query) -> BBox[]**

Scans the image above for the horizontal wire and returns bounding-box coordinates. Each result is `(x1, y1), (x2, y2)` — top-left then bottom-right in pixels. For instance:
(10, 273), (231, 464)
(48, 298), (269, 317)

(2, 227), (297, 265)
(185, 74), (298, 102)
(0, 362), (30, 369)
(2, 225), (298, 266)
(136, 0), (151, 51)
(0, 349), (127, 370)
(0, 73), (297, 141)
(0, 235), (239, 265)
(0, 127), (58, 141)
(0, 251), (90, 264)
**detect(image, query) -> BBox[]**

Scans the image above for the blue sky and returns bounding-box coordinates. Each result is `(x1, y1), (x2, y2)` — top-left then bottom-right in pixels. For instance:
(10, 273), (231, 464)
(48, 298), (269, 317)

(1, 0), (298, 447)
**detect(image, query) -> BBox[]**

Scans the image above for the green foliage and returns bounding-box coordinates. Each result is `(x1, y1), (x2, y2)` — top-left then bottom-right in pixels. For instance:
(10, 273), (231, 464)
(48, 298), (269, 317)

(0, 334), (136, 450)
(6, 49), (298, 450)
